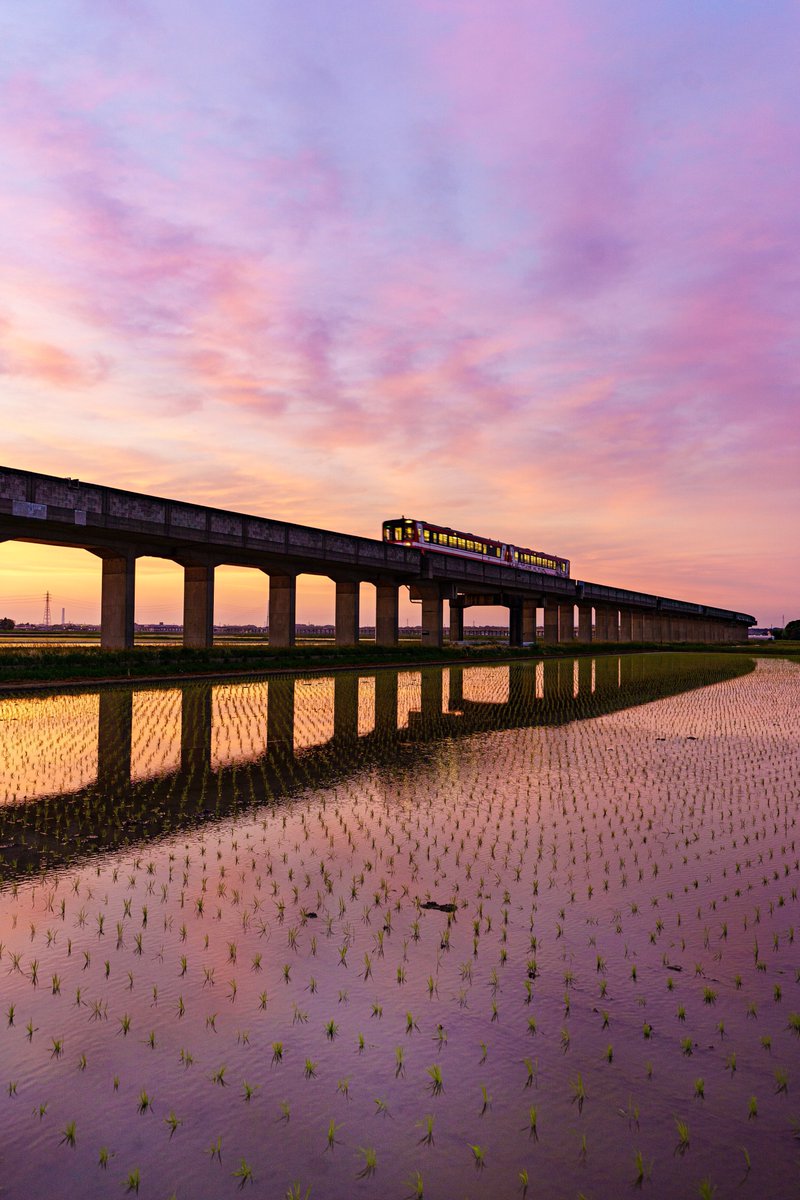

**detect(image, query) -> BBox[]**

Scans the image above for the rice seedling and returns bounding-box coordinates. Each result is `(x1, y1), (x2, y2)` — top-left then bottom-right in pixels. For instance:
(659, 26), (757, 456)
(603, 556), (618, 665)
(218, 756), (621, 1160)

(232, 1158), (254, 1187)
(633, 1150), (651, 1187)
(325, 1119), (342, 1151)
(125, 1168), (141, 1193)
(60, 1120), (77, 1147)
(356, 1147), (377, 1178)
(426, 1064), (444, 1095)
(675, 1118), (690, 1154)
(469, 1144), (486, 1170)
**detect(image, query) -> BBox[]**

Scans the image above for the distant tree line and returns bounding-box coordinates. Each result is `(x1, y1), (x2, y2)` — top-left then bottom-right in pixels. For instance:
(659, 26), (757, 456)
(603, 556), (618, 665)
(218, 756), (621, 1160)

(780, 619), (800, 640)
(0, 617), (15, 629)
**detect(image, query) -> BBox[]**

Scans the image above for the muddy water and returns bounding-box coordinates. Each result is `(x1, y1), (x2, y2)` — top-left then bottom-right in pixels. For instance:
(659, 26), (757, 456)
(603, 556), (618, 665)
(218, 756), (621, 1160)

(1, 654), (798, 1199)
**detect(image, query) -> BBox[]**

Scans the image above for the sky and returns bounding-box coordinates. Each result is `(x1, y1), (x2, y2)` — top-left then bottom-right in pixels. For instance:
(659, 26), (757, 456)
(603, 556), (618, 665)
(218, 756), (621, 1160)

(1, 0), (797, 628)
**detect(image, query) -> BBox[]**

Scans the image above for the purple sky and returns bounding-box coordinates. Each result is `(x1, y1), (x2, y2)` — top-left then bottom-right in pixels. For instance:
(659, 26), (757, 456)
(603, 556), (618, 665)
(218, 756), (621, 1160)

(1, 0), (798, 626)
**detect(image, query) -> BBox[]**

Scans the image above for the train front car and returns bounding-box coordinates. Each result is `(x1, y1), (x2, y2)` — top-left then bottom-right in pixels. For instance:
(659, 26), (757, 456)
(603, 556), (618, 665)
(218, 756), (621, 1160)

(382, 518), (570, 578)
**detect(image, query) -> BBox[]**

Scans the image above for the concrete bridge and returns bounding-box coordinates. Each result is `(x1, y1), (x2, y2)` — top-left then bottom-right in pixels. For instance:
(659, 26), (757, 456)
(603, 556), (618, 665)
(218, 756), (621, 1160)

(0, 465), (754, 649)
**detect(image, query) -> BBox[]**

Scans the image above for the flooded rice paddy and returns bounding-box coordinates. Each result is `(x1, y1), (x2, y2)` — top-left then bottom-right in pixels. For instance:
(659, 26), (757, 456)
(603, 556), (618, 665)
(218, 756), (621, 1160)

(1, 653), (798, 1199)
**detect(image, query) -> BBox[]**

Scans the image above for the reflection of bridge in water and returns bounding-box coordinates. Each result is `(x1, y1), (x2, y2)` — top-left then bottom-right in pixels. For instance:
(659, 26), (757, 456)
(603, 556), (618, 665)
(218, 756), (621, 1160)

(1, 655), (751, 877)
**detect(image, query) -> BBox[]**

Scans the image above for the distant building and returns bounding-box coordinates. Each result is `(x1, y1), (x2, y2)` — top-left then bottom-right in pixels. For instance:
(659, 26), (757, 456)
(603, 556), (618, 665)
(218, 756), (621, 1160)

(748, 628), (774, 640)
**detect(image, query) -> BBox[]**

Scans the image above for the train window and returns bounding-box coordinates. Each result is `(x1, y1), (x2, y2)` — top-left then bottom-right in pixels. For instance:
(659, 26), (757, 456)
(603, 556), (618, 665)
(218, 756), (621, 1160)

(423, 529), (431, 541)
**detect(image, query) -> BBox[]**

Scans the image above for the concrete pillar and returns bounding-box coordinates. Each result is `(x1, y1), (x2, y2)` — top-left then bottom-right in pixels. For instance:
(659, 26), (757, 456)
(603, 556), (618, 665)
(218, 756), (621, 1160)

(607, 608), (619, 642)
(522, 599), (537, 644)
(448, 665), (464, 711)
(577, 605), (593, 643)
(334, 580), (359, 647)
(183, 564), (215, 649)
(268, 574), (296, 647)
(449, 603), (465, 643)
(100, 554), (136, 650)
(375, 670), (398, 735)
(642, 611), (654, 641)
(543, 600), (559, 645)
(97, 689), (133, 792)
(509, 601), (524, 647)
(631, 610), (644, 642)
(558, 603), (574, 643)
(181, 683), (212, 775)
(333, 673), (359, 741)
(419, 586), (443, 649)
(375, 582), (399, 647)
(619, 609), (632, 643)
(267, 675), (295, 758)
(594, 607), (610, 642)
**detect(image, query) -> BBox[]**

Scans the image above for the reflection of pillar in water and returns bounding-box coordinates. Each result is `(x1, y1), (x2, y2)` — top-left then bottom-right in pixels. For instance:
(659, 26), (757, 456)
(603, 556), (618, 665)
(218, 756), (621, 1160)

(508, 662), (536, 712)
(594, 655), (620, 693)
(448, 665), (464, 711)
(374, 670), (399, 736)
(577, 656), (592, 697)
(333, 673), (359, 742)
(266, 676), (295, 759)
(420, 668), (443, 720)
(542, 658), (561, 700)
(180, 684), (212, 775)
(97, 689), (133, 791)
(620, 654), (634, 687)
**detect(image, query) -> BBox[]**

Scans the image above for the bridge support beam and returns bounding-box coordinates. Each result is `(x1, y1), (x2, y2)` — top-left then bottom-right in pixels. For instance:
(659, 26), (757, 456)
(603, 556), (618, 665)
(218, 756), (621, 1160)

(418, 585), (443, 648)
(509, 600), (524, 647)
(577, 604), (593, 643)
(449, 602), (465, 643)
(334, 580), (360, 647)
(542, 600), (559, 645)
(375, 582), (399, 647)
(619, 609), (632, 643)
(522, 599), (537, 644)
(183, 564), (215, 649)
(268, 574), (296, 647)
(558, 603), (574, 643)
(100, 553), (136, 650)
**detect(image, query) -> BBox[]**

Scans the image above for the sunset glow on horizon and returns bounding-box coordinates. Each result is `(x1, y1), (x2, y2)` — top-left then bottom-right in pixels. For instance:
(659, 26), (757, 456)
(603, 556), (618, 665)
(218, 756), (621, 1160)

(1, 1), (798, 627)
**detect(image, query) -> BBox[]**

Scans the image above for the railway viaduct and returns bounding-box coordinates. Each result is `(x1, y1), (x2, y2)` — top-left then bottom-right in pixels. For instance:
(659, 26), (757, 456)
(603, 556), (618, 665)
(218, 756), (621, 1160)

(0, 466), (754, 649)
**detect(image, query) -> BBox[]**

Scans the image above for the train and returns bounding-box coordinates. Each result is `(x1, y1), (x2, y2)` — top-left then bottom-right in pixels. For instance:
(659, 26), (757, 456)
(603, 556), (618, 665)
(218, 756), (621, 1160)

(382, 517), (570, 577)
